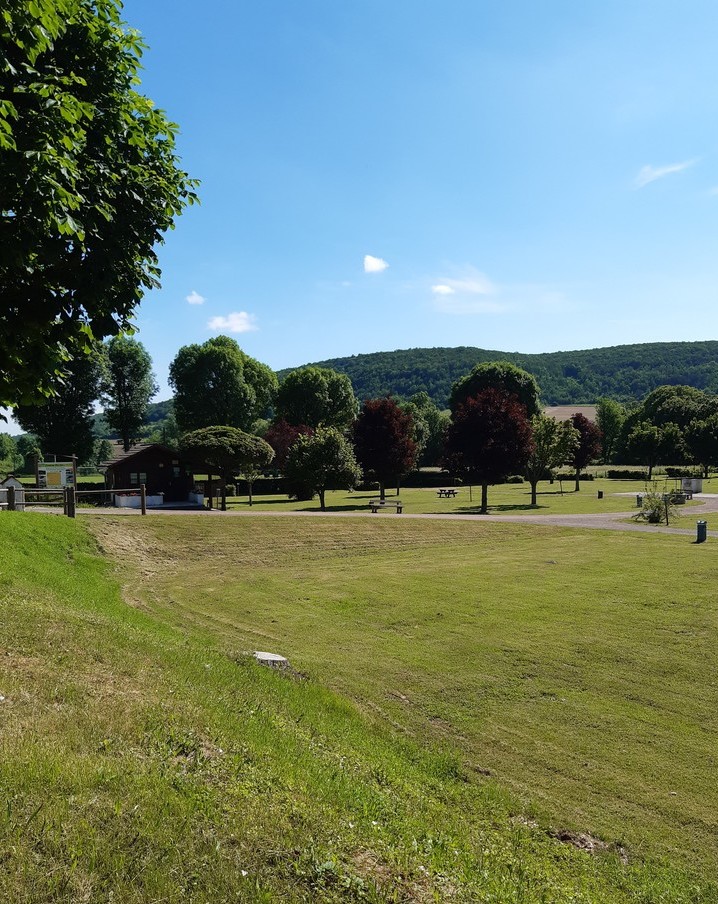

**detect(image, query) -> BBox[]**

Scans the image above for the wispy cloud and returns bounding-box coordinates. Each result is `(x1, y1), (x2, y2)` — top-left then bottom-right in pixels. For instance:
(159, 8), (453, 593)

(364, 254), (389, 273)
(186, 290), (206, 305)
(207, 312), (258, 333)
(634, 159), (696, 188)
(430, 265), (567, 316)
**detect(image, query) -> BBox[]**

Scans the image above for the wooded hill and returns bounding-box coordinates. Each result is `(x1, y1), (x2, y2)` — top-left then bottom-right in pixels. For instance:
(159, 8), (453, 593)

(100, 340), (718, 437)
(279, 341), (718, 408)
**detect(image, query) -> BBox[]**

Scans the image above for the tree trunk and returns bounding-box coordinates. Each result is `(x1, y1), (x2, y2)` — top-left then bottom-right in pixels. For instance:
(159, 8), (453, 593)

(379, 481), (386, 501)
(705, 464), (709, 479)
(574, 469), (580, 492)
(648, 462), (653, 480)
(207, 476), (213, 510)
(530, 479), (538, 506)
(318, 488), (326, 511)
(248, 480), (253, 506)
(480, 482), (488, 514)
(122, 432), (130, 452)
(396, 477), (400, 496)
(220, 477), (227, 511)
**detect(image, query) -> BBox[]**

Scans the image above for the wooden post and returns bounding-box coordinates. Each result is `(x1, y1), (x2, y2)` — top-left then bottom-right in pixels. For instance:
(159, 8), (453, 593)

(141, 483), (147, 516)
(63, 486), (68, 516)
(68, 486), (76, 518)
(7, 486), (15, 512)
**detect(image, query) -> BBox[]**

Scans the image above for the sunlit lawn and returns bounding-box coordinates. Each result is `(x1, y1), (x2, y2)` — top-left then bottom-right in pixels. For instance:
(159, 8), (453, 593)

(221, 476), (718, 517)
(88, 512), (718, 885)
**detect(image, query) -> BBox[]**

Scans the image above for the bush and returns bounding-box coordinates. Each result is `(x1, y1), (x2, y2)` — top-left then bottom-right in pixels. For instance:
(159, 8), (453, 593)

(633, 488), (679, 525)
(665, 467), (702, 479)
(555, 472), (594, 482)
(606, 469), (648, 480)
(505, 475), (524, 484)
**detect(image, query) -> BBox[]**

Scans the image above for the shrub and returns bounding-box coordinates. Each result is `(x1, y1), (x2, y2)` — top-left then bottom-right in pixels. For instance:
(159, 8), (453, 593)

(555, 472), (594, 482)
(505, 475), (525, 484)
(606, 469), (648, 480)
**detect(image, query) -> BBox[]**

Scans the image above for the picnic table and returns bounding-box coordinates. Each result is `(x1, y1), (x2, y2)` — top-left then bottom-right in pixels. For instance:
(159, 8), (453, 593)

(436, 488), (459, 498)
(369, 499), (403, 514)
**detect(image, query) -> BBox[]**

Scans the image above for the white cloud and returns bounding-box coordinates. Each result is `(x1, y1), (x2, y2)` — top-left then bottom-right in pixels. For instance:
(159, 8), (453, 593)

(429, 265), (567, 316)
(634, 159), (696, 188)
(207, 312), (258, 333)
(186, 290), (206, 305)
(364, 254), (389, 273)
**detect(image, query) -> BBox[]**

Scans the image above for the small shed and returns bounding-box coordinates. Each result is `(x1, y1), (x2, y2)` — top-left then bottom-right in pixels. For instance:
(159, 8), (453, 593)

(103, 443), (196, 503)
(0, 476), (25, 511)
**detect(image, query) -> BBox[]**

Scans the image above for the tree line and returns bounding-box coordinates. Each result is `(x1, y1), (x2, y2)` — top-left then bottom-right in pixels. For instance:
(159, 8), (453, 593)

(4, 336), (718, 513)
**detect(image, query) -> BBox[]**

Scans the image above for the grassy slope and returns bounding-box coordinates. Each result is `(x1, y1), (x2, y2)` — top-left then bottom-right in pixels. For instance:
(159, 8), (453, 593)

(0, 515), (712, 902)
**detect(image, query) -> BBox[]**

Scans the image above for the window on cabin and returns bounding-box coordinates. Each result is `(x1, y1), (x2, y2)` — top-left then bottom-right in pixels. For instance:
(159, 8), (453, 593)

(130, 472), (139, 485)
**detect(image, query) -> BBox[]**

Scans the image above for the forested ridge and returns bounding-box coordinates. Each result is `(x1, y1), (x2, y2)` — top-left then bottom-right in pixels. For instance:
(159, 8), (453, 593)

(279, 341), (718, 407)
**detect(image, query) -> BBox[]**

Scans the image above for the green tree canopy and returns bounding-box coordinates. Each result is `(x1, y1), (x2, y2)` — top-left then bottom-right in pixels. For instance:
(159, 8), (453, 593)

(169, 336), (277, 434)
(13, 351), (103, 464)
(285, 428), (362, 511)
(568, 413), (602, 490)
(524, 415), (579, 506)
(0, 0), (197, 409)
(276, 367), (358, 429)
(596, 398), (626, 463)
(686, 415), (718, 478)
(449, 361), (541, 417)
(181, 425), (274, 511)
(101, 336), (158, 451)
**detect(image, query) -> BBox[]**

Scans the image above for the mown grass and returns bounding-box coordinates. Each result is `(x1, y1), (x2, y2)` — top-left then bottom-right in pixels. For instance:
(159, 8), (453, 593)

(221, 476), (718, 516)
(0, 512), (714, 901)
(88, 513), (718, 893)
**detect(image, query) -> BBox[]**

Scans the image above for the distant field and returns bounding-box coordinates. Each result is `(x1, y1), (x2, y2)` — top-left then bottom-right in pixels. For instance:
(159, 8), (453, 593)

(89, 512), (718, 890)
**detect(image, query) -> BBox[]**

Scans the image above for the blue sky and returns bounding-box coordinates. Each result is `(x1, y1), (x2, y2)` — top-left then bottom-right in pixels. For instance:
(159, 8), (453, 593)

(8, 0), (718, 431)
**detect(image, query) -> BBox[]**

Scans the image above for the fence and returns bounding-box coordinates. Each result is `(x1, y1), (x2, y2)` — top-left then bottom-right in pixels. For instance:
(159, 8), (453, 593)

(2, 485), (149, 517)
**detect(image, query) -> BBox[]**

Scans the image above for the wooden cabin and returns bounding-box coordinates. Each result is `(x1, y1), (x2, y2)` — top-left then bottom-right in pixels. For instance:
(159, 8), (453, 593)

(103, 443), (195, 502)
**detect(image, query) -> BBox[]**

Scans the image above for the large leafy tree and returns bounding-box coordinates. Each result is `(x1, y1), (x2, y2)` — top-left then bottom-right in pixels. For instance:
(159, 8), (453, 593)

(353, 398), (417, 500)
(13, 351), (103, 464)
(0, 0), (197, 409)
(275, 366), (358, 429)
(450, 361), (541, 418)
(568, 413), (602, 490)
(524, 415), (579, 506)
(624, 422), (662, 479)
(181, 425), (274, 511)
(444, 388), (534, 514)
(169, 336), (277, 434)
(596, 398), (625, 463)
(686, 415), (718, 478)
(101, 336), (158, 451)
(285, 428), (362, 511)
(401, 391), (449, 467)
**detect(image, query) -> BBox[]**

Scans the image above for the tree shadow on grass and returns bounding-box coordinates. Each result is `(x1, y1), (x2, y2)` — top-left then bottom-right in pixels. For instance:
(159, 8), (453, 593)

(455, 504), (548, 514)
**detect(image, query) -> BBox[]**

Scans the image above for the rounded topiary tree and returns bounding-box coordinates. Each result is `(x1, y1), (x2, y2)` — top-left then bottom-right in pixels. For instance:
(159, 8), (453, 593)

(285, 428), (362, 511)
(181, 425), (274, 510)
(450, 361), (541, 418)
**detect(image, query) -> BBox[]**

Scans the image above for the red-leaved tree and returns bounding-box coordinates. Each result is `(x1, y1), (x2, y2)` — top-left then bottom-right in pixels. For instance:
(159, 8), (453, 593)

(264, 419), (313, 470)
(444, 388), (534, 513)
(352, 398), (417, 500)
(568, 413), (602, 490)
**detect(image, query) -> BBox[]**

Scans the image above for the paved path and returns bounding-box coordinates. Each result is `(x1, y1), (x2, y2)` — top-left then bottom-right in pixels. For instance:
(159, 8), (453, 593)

(58, 493), (718, 539)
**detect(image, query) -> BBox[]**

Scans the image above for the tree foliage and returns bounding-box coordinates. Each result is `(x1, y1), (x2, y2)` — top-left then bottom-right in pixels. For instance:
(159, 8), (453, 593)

(169, 336), (277, 434)
(13, 351), (103, 464)
(686, 415), (718, 478)
(101, 336), (157, 451)
(285, 428), (362, 511)
(444, 388), (534, 513)
(352, 398), (417, 499)
(401, 392), (449, 467)
(275, 366), (358, 429)
(450, 361), (541, 417)
(0, 0), (197, 408)
(568, 413), (602, 489)
(595, 398), (625, 463)
(524, 415), (579, 506)
(264, 419), (313, 470)
(181, 425), (274, 510)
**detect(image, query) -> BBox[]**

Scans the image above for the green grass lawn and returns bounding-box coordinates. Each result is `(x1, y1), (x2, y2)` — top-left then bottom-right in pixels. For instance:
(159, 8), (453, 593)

(2, 512), (717, 901)
(220, 475), (718, 517)
(86, 514), (718, 890)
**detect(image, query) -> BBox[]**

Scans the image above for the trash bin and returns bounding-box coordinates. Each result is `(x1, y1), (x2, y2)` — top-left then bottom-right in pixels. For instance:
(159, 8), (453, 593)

(697, 520), (708, 543)
(636, 494), (643, 507)
(597, 490), (603, 499)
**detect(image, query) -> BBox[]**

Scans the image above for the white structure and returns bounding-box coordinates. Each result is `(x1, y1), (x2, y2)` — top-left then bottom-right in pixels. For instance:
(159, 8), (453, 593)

(0, 476), (25, 511)
(682, 477), (703, 494)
